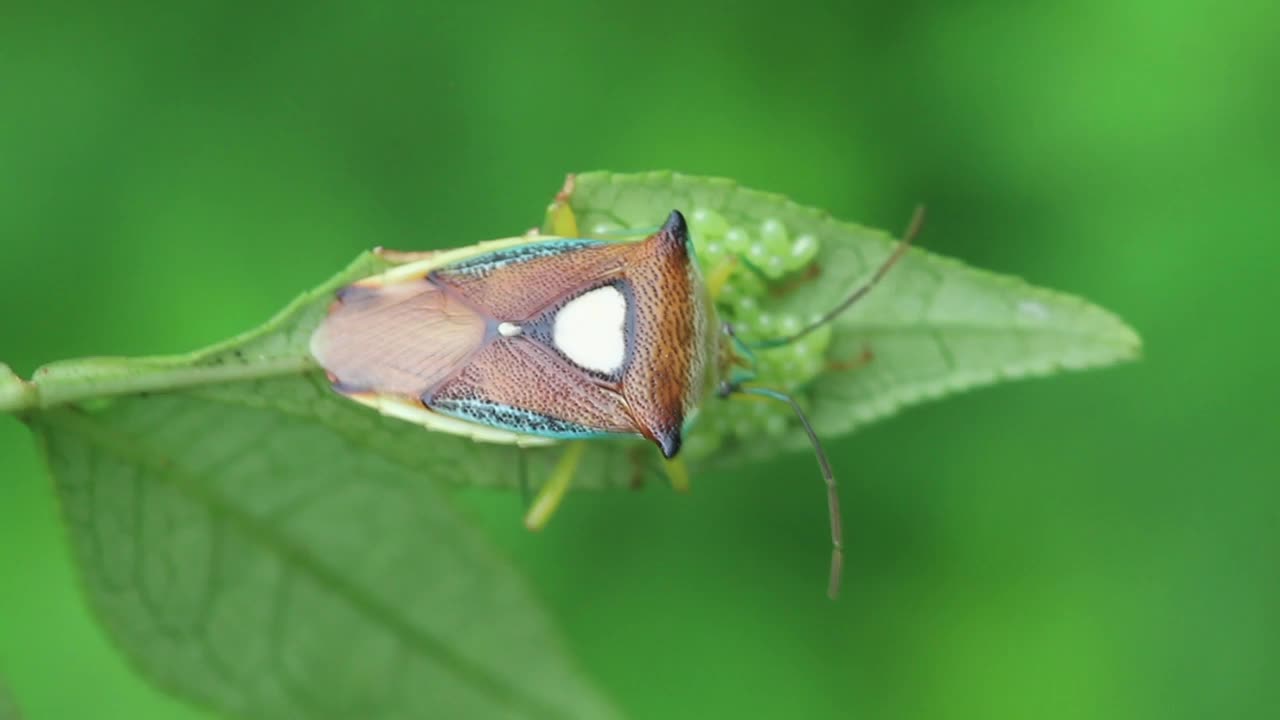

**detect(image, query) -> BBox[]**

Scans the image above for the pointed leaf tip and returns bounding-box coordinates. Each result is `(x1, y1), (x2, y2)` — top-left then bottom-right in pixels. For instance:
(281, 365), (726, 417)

(546, 171), (1143, 463)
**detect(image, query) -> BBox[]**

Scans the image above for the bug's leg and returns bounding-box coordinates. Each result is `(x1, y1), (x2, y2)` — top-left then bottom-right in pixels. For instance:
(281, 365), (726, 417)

(547, 174), (580, 237)
(627, 444), (689, 491)
(524, 441), (587, 530)
(705, 256), (740, 301)
(373, 247), (441, 265)
(549, 204), (579, 237)
(547, 174), (689, 241)
(662, 456), (691, 493)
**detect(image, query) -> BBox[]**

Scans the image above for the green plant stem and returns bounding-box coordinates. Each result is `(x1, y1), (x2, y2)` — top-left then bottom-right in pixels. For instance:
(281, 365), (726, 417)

(0, 356), (316, 416)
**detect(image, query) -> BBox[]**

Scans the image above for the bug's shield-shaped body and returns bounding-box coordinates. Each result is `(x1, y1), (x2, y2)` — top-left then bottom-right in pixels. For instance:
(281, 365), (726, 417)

(309, 211), (715, 458)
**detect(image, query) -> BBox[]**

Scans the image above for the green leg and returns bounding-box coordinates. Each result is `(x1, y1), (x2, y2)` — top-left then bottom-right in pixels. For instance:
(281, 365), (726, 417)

(628, 443), (691, 492)
(545, 174), (659, 240)
(524, 442), (587, 530)
(706, 256), (739, 301)
(548, 174), (580, 237)
(662, 456), (691, 493)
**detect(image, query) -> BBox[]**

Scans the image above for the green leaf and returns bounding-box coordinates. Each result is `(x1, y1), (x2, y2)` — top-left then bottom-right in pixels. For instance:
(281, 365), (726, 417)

(4, 170), (1138, 719)
(7, 264), (622, 716)
(30, 400), (618, 720)
(549, 171), (1141, 463)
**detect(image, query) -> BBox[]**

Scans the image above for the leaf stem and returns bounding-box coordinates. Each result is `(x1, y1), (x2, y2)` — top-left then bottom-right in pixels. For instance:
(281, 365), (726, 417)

(0, 355), (317, 416)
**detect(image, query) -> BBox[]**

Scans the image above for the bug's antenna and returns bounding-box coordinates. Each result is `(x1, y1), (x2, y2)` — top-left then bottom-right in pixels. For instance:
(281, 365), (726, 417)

(724, 382), (844, 599)
(752, 204), (926, 349)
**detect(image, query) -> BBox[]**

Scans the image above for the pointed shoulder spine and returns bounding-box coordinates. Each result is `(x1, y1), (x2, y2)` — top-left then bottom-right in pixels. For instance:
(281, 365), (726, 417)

(657, 210), (691, 255)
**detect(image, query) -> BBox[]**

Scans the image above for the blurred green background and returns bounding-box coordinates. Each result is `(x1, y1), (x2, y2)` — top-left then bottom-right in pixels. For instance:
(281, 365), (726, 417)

(1, 1), (1276, 718)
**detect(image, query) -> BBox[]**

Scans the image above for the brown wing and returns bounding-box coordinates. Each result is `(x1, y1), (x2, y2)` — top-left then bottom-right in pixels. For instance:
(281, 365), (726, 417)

(428, 336), (637, 435)
(311, 213), (710, 454)
(427, 215), (710, 453)
(308, 279), (488, 398)
(431, 240), (635, 320)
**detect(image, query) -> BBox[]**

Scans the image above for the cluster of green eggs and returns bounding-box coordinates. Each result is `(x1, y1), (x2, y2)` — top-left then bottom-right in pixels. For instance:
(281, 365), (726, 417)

(682, 208), (836, 459)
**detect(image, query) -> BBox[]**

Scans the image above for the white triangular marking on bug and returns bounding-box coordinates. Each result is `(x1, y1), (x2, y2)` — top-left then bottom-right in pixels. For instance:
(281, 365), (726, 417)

(553, 285), (626, 374)
(498, 322), (523, 337)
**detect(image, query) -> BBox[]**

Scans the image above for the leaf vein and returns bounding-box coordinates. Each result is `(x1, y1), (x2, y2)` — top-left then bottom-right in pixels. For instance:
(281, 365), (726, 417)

(41, 408), (574, 720)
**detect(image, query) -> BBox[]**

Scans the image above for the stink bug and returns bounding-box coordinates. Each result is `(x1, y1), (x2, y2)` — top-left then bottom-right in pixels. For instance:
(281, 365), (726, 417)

(309, 178), (921, 598)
